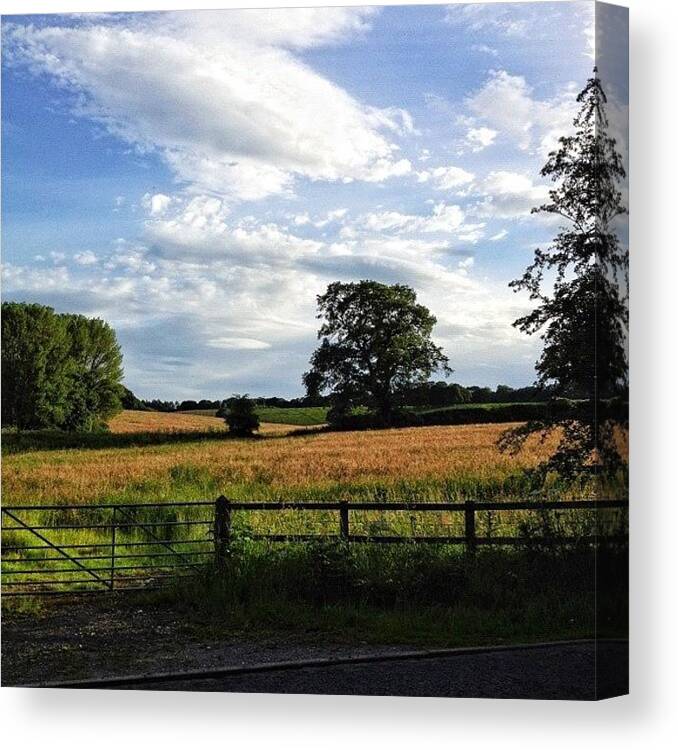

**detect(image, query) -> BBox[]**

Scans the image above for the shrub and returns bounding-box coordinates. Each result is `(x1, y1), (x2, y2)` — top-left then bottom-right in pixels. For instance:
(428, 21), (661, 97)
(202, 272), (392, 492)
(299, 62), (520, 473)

(223, 394), (260, 437)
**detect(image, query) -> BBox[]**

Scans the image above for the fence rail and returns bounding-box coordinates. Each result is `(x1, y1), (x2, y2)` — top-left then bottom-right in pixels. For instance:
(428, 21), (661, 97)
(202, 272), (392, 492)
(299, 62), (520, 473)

(1, 497), (628, 596)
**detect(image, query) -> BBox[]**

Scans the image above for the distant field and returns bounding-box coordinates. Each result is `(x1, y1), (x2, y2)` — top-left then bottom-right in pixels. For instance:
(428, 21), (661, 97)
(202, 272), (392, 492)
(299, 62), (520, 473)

(412, 402), (539, 414)
(110, 410), (225, 433)
(181, 404), (542, 425)
(182, 406), (328, 425)
(111, 410), (310, 436)
(255, 406), (328, 425)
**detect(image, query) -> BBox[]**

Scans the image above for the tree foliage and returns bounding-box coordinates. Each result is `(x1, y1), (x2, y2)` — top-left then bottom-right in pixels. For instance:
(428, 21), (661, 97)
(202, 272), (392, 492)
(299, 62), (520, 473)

(304, 281), (449, 425)
(221, 394), (260, 436)
(500, 70), (628, 479)
(2, 302), (124, 431)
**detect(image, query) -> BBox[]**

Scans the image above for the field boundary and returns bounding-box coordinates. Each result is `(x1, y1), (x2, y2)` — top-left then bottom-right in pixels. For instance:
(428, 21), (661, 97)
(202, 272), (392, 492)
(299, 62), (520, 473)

(1, 497), (628, 596)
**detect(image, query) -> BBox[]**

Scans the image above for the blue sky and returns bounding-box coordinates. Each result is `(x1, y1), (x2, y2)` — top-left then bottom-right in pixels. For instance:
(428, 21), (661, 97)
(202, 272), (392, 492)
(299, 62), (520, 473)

(1, 2), (627, 399)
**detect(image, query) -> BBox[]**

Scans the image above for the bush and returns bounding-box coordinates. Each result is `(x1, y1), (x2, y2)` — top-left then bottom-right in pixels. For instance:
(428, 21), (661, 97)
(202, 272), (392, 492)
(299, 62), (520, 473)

(326, 400), (626, 431)
(223, 394), (260, 436)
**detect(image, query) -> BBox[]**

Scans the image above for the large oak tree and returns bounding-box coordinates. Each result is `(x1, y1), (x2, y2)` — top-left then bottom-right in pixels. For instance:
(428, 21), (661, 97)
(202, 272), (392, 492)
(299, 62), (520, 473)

(304, 281), (449, 425)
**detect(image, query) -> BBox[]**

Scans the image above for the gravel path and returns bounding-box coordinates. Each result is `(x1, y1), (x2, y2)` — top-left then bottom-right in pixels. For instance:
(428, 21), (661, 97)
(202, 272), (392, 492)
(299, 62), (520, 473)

(2, 599), (627, 699)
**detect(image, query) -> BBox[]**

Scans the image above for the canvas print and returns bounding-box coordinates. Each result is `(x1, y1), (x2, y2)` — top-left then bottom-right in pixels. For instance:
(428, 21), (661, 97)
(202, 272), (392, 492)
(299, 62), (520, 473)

(1, 2), (628, 700)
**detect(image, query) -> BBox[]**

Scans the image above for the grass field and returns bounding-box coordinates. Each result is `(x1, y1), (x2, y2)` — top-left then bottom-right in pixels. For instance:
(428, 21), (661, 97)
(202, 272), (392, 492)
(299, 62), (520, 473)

(109, 410), (225, 433)
(255, 406), (328, 425)
(184, 403), (544, 425)
(4, 410), (565, 506)
(1, 408), (627, 643)
(182, 406), (329, 424)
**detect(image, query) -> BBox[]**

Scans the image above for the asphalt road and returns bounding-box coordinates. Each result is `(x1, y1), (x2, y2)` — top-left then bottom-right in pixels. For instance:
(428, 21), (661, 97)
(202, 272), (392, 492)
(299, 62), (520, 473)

(115, 641), (628, 700)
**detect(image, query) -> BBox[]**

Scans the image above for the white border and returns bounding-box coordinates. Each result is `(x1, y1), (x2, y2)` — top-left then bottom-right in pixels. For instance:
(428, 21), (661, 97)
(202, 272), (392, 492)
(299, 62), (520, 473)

(2, 1), (677, 747)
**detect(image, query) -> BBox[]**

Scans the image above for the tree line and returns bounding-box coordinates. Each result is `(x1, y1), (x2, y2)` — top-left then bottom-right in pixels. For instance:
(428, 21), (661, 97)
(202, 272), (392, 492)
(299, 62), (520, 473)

(120, 382), (549, 414)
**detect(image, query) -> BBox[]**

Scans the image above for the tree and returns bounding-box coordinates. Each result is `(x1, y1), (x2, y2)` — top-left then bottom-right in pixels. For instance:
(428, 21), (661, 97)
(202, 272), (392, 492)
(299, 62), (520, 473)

(222, 394), (260, 436)
(1, 302), (124, 431)
(1, 302), (72, 429)
(304, 281), (450, 425)
(63, 314), (124, 431)
(121, 387), (151, 411)
(500, 69), (628, 479)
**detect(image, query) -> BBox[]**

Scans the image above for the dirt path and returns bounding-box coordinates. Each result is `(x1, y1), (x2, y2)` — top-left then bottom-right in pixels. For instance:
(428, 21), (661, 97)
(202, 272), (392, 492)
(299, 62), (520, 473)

(1, 597), (416, 686)
(2, 598), (627, 699)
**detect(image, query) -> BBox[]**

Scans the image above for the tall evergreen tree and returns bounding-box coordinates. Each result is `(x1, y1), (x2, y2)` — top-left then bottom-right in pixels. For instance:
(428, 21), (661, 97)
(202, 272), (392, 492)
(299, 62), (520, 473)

(500, 70), (628, 479)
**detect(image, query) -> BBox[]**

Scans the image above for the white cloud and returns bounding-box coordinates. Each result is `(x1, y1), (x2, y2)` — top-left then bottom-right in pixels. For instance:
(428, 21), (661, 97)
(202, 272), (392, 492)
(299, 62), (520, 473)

(466, 126), (497, 152)
(142, 193), (172, 216)
(313, 208), (349, 228)
(472, 171), (550, 220)
(457, 256), (474, 275)
(465, 70), (576, 156)
(470, 43), (498, 57)
(359, 202), (467, 236)
(207, 337), (271, 350)
(74, 251), (98, 266)
(418, 165), (475, 190)
(5, 10), (414, 202)
(489, 229), (508, 242)
(445, 3), (532, 38)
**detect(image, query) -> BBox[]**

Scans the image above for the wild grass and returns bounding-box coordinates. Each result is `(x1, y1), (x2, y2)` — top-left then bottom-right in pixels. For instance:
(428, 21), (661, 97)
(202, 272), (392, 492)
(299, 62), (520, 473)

(109, 410), (226, 433)
(1, 409), (628, 645)
(3, 421), (566, 506)
(149, 541), (628, 645)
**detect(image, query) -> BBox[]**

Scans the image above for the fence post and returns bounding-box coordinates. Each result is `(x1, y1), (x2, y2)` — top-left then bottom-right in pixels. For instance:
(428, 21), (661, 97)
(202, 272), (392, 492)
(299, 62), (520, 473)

(464, 500), (476, 557)
(110, 506), (117, 591)
(339, 501), (349, 540)
(215, 495), (231, 570)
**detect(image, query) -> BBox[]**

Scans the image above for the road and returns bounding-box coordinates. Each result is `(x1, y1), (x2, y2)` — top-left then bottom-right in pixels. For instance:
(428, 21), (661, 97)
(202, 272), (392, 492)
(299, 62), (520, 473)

(106, 641), (628, 700)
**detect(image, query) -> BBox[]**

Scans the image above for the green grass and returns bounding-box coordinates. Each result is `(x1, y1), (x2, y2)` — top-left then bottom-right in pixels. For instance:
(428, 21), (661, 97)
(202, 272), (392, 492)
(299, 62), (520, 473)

(0, 428), (233, 455)
(411, 402), (540, 414)
(254, 403), (542, 424)
(255, 406), (329, 425)
(145, 541), (628, 646)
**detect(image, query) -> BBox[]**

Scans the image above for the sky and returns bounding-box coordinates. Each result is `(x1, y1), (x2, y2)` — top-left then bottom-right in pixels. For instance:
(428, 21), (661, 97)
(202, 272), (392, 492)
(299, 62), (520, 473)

(1, 2), (627, 400)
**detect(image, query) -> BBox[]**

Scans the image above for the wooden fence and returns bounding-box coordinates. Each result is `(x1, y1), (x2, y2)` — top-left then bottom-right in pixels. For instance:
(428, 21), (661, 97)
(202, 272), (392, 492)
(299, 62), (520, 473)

(1, 497), (628, 596)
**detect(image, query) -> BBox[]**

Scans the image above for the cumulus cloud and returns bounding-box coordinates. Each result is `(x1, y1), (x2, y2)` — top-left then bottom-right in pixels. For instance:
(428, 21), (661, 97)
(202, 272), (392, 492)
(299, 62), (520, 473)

(4, 7), (592, 396)
(142, 193), (172, 216)
(466, 126), (497, 151)
(358, 202), (472, 236)
(465, 70), (576, 155)
(4, 9), (414, 201)
(445, 3), (533, 38)
(471, 171), (550, 220)
(418, 165), (475, 190)
(446, 1), (594, 55)
(73, 251), (98, 265)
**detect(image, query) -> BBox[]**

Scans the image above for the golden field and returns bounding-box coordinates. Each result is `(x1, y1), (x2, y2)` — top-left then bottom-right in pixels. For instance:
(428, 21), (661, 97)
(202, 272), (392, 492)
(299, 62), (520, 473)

(109, 410), (226, 433)
(2, 410), (562, 506)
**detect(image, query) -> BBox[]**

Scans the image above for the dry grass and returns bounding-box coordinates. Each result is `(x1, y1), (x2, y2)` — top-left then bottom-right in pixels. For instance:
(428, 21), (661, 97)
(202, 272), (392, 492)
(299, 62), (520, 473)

(109, 410), (226, 433)
(3, 419), (560, 506)
(109, 409), (310, 436)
